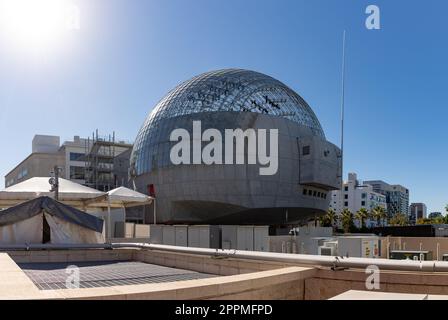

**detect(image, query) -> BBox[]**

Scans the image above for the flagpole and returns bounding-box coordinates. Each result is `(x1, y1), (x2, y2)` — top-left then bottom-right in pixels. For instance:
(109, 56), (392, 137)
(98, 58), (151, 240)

(340, 30), (346, 186)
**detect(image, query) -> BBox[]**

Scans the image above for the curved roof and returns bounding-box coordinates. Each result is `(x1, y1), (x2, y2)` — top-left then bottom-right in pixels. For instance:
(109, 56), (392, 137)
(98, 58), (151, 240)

(131, 69), (325, 175)
(137, 68), (324, 137)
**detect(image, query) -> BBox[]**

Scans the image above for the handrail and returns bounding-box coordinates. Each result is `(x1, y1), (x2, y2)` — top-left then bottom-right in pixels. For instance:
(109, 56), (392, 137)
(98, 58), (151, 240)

(2, 242), (448, 273)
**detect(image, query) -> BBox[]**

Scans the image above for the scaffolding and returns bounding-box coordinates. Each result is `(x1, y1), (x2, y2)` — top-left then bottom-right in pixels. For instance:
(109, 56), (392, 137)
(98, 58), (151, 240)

(84, 130), (133, 192)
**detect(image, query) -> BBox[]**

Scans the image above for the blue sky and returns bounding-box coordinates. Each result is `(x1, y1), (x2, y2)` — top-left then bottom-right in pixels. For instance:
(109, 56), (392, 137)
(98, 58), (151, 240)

(0, 0), (447, 213)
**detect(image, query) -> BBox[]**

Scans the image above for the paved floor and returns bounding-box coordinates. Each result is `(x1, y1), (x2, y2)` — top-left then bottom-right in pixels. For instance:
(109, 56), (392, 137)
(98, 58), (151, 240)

(18, 261), (215, 290)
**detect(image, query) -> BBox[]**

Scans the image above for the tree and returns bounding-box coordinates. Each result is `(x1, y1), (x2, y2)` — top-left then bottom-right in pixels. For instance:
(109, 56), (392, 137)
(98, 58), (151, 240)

(417, 218), (431, 225)
(434, 216), (445, 224)
(389, 213), (409, 226)
(341, 209), (354, 234)
(372, 206), (387, 227)
(418, 216), (445, 225)
(445, 205), (448, 224)
(326, 208), (338, 231)
(318, 208), (338, 231)
(355, 208), (369, 230)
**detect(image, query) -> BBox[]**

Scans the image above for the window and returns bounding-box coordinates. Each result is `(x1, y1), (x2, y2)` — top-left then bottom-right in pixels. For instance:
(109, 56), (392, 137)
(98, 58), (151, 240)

(302, 146), (310, 156)
(362, 193), (367, 199)
(344, 194), (348, 199)
(17, 168), (28, 179)
(70, 166), (85, 180)
(361, 201), (366, 206)
(308, 190), (312, 196)
(344, 186), (348, 191)
(313, 191), (317, 197)
(344, 202), (348, 207)
(303, 189), (307, 195)
(70, 152), (85, 161)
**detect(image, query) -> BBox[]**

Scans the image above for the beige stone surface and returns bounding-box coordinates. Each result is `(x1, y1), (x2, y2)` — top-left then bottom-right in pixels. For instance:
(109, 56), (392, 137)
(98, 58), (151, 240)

(0, 249), (316, 300)
(330, 290), (428, 300)
(5, 247), (448, 300)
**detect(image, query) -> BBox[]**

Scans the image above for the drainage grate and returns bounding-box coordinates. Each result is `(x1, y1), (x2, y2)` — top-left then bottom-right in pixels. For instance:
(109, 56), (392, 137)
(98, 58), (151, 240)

(18, 261), (215, 290)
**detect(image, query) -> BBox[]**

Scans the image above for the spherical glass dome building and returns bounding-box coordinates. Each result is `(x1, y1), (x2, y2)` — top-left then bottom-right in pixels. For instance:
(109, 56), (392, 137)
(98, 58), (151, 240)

(131, 69), (341, 225)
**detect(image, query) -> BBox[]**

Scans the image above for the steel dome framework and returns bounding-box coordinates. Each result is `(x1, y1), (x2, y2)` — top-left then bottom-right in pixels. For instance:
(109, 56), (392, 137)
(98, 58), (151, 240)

(132, 69), (325, 176)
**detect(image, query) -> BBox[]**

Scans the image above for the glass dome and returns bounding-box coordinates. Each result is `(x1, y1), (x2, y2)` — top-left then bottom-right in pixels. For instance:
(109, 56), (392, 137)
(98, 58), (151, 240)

(132, 69), (325, 175)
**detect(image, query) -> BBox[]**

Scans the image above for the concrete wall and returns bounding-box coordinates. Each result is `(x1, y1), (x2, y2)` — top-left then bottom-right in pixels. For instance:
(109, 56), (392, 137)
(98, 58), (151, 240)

(305, 268), (448, 300)
(2, 249), (315, 300)
(6, 248), (448, 300)
(133, 112), (341, 225)
(5, 153), (65, 187)
(381, 237), (448, 260)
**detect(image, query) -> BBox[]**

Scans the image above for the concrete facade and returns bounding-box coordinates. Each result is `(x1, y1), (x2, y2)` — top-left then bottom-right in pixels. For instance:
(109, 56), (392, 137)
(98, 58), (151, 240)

(133, 112), (341, 225)
(5, 152), (65, 187)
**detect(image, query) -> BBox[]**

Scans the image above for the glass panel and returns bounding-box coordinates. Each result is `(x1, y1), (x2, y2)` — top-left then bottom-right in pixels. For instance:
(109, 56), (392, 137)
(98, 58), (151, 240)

(130, 69), (325, 175)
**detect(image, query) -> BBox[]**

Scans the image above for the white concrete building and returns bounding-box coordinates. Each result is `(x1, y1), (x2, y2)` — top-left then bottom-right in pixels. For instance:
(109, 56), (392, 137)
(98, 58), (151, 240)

(5, 134), (132, 190)
(60, 135), (89, 185)
(329, 173), (387, 228)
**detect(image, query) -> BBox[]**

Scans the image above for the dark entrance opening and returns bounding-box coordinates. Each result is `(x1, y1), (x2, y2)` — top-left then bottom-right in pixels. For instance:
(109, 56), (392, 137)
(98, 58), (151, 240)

(43, 214), (51, 244)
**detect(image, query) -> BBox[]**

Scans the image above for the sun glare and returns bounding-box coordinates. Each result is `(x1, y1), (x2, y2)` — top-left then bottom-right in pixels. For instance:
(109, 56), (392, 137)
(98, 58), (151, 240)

(0, 0), (78, 53)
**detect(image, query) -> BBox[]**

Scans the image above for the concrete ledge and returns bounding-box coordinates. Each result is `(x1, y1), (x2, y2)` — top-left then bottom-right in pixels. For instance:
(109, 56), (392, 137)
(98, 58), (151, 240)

(330, 290), (448, 300)
(306, 268), (448, 300)
(33, 266), (315, 300)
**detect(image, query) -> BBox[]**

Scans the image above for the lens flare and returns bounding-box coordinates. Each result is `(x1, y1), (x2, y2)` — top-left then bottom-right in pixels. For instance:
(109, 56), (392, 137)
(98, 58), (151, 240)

(0, 0), (77, 53)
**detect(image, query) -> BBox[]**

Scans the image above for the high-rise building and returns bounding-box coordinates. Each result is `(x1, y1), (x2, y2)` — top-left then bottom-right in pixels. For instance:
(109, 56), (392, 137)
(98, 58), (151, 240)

(363, 179), (410, 219)
(329, 173), (387, 228)
(409, 203), (427, 224)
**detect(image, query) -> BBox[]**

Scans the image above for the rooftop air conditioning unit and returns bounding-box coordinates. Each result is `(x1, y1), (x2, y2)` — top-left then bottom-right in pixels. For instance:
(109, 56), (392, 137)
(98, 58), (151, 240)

(319, 246), (336, 256)
(324, 241), (338, 249)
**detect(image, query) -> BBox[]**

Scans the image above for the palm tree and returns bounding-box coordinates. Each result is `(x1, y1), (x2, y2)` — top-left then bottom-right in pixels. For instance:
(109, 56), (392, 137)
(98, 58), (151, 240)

(355, 208), (369, 230)
(326, 208), (338, 231)
(341, 209), (354, 234)
(372, 206), (387, 227)
(318, 208), (338, 231)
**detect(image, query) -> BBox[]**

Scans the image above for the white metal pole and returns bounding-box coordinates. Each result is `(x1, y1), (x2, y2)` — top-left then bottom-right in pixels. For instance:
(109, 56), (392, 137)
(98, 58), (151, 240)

(340, 30), (347, 185)
(153, 198), (157, 225)
(107, 197), (111, 241)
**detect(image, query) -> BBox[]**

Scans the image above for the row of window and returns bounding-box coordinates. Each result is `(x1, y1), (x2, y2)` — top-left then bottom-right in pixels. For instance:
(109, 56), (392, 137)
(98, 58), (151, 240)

(333, 201), (379, 208)
(303, 188), (327, 199)
(338, 190), (386, 203)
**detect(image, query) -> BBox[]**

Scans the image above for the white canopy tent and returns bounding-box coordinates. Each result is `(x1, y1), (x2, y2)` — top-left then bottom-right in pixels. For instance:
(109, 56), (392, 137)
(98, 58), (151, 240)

(0, 179), (154, 239)
(0, 196), (105, 244)
(84, 186), (154, 238)
(0, 177), (105, 209)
